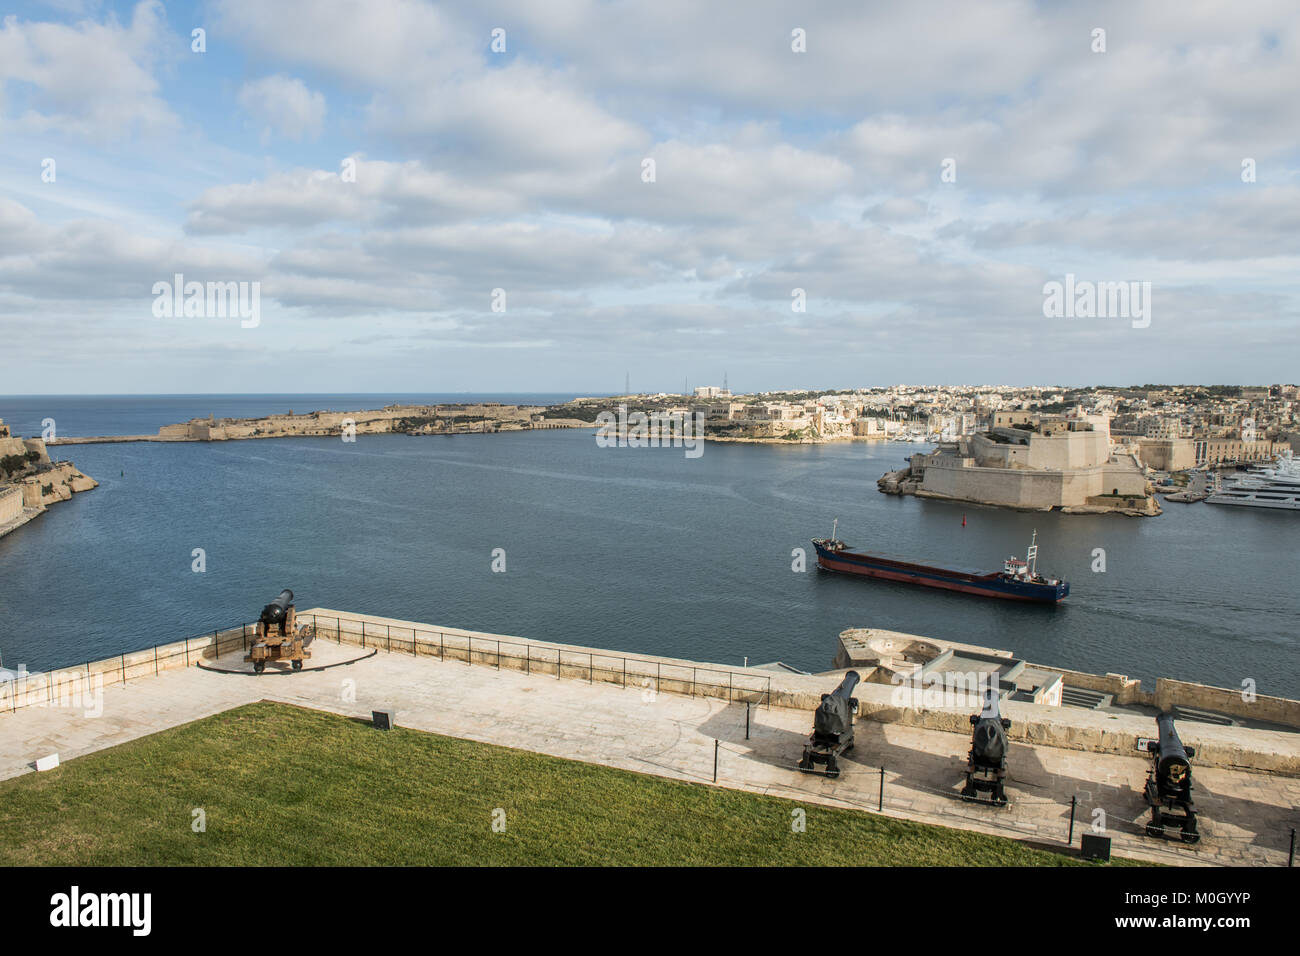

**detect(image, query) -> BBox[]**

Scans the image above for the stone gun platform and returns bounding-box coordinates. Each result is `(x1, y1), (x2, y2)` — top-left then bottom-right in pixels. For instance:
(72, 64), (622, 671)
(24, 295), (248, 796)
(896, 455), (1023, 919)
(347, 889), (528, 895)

(3, 610), (1297, 866)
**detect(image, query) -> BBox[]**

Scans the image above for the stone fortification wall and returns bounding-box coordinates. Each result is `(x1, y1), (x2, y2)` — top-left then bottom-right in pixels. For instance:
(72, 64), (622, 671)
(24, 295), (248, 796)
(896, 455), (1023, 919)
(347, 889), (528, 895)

(0, 485), (24, 523)
(301, 609), (1300, 776)
(6, 609), (1296, 776)
(917, 454), (1149, 510)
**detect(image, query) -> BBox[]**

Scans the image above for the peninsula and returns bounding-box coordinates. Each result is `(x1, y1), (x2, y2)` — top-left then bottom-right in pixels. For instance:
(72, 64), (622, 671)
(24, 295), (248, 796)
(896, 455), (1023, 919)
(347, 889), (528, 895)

(0, 418), (98, 538)
(54, 402), (602, 444)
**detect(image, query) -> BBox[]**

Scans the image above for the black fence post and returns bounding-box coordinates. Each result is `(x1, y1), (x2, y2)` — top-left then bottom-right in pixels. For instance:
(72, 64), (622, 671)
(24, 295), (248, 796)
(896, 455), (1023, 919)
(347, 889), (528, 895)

(589, 652), (593, 684)
(745, 702), (751, 740)
(1068, 795), (1077, 845)
(497, 640), (501, 670)
(1290, 828), (1295, 868)
(878, 766), (885, 811)
(713, 739), (719, 783)
(387, 625), (391, 652)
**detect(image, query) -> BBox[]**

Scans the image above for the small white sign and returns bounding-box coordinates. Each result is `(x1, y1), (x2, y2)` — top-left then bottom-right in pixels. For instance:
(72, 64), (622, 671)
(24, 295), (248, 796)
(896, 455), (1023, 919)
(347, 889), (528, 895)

(35, 753), (60, 772)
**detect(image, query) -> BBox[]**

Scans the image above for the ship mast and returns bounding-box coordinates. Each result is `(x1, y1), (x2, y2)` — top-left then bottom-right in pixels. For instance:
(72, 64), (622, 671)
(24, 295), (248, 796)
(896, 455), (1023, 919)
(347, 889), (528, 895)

(1026, 529), (1039, 577)
(831, 517), (838, 542)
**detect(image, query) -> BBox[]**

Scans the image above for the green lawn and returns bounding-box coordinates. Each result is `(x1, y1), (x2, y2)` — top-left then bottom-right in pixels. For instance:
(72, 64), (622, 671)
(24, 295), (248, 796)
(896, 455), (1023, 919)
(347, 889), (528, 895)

(0, 702), (1132, 866)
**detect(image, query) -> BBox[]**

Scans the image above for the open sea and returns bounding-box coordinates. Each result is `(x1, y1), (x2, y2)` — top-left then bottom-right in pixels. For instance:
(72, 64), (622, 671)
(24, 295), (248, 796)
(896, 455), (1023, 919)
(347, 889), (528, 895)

(1, 395), (1297, 698)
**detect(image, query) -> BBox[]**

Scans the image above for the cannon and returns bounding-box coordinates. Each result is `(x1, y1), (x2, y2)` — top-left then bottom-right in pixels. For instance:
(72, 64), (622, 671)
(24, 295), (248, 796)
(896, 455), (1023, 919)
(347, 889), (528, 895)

(797, 670), (860, 778)
(961, 687), (1010, 806)
(260, 589), (294, 632)
(1142, 712), (1198, 843)
(244, 589), (314, 674)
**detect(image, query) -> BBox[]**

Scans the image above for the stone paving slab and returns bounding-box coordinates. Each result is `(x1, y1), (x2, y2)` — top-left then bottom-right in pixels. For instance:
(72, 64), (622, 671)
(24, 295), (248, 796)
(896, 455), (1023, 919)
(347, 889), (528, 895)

(2, 639), (1296, 867)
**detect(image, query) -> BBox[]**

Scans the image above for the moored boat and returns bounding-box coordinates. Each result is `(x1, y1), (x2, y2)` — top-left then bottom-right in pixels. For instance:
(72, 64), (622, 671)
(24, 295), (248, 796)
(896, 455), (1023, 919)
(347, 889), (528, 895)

(1206, 453), (1300, 510)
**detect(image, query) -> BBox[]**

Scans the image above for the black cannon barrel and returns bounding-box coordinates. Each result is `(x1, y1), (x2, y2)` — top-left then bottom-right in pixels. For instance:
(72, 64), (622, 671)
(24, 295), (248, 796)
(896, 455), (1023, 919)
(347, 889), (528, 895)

(968, 689), (1009, 764)
(979, 686), (1001, 720)
(812, 670), (860, 743)
(260, 589), (294, 625)
(828, 670), (861, 700)
(1155, 712), (1191, 785)
(971, 717), (1007, 764)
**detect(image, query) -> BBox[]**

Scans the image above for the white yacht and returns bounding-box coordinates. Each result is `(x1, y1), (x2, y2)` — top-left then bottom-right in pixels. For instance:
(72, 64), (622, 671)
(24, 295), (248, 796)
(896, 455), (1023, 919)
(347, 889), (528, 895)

(1206, 453), (1300, 510)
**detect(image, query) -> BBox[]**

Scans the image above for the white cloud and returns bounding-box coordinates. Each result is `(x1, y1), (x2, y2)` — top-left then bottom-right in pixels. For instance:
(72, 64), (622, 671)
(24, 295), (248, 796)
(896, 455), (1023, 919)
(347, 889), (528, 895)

(3, 0), (1300, 390)
(185, 159), (520, 234)
(236, 74), (326, 143)
(214, 0), (476, 86)
(0, 0), (176, 140)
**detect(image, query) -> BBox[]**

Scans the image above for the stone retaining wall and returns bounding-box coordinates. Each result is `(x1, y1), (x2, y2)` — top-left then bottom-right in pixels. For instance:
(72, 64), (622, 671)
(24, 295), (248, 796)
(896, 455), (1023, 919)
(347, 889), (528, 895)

(1155, 678), (1300, 729)
(0, 485), (23, 524)
(0, 627), (243, 715)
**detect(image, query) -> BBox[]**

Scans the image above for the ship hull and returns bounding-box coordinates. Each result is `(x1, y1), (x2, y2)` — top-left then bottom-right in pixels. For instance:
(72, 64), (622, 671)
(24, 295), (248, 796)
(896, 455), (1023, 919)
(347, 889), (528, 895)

(813, 542), (1068, 604)
(1206, 494), (1300, 510)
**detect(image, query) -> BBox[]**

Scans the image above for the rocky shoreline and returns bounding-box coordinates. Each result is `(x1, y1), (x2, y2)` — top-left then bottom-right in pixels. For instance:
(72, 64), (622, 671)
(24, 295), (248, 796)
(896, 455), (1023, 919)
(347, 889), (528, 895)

(58, 401), (906, 447)
(0, 420), (98, 538)
(56, 403), (598, 445)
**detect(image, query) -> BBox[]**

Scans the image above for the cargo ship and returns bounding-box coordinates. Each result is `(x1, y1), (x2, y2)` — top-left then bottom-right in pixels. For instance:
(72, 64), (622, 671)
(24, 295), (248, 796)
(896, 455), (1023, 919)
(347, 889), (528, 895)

(811, 524), (1069, 604)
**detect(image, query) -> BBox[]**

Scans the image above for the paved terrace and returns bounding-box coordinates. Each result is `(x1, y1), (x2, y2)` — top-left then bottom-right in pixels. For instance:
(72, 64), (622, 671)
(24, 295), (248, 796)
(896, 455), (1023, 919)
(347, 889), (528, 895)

(2, 611), (1297, 867)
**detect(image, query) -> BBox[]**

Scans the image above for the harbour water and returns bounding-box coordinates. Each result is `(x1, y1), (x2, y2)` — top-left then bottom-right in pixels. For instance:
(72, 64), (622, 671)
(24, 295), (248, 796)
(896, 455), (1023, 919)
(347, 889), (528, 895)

(1, 397), (1297, 698)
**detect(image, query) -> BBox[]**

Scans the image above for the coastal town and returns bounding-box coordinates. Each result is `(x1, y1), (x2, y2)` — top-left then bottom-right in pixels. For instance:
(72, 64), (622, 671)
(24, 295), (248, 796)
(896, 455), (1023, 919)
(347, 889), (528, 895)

(592, 383), (1298, 514)
(4, 383), (1295, 537)
(607, 382), (1299, 460)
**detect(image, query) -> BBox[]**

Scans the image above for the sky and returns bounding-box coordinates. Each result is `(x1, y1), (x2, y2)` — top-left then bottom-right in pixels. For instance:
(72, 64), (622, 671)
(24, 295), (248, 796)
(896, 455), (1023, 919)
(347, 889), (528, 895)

(0, 0), (1297, 394)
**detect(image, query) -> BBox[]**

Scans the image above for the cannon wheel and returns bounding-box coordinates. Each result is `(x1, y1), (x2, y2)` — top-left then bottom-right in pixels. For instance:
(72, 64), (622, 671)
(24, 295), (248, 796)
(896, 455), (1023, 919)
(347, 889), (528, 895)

(253, 661), (265, 675)
(292, 659), (303, 671)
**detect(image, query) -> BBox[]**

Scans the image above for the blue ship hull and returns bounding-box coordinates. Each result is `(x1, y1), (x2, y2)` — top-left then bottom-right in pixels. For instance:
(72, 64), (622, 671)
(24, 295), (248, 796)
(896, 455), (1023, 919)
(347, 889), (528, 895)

(812, 540), (1069, 604)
